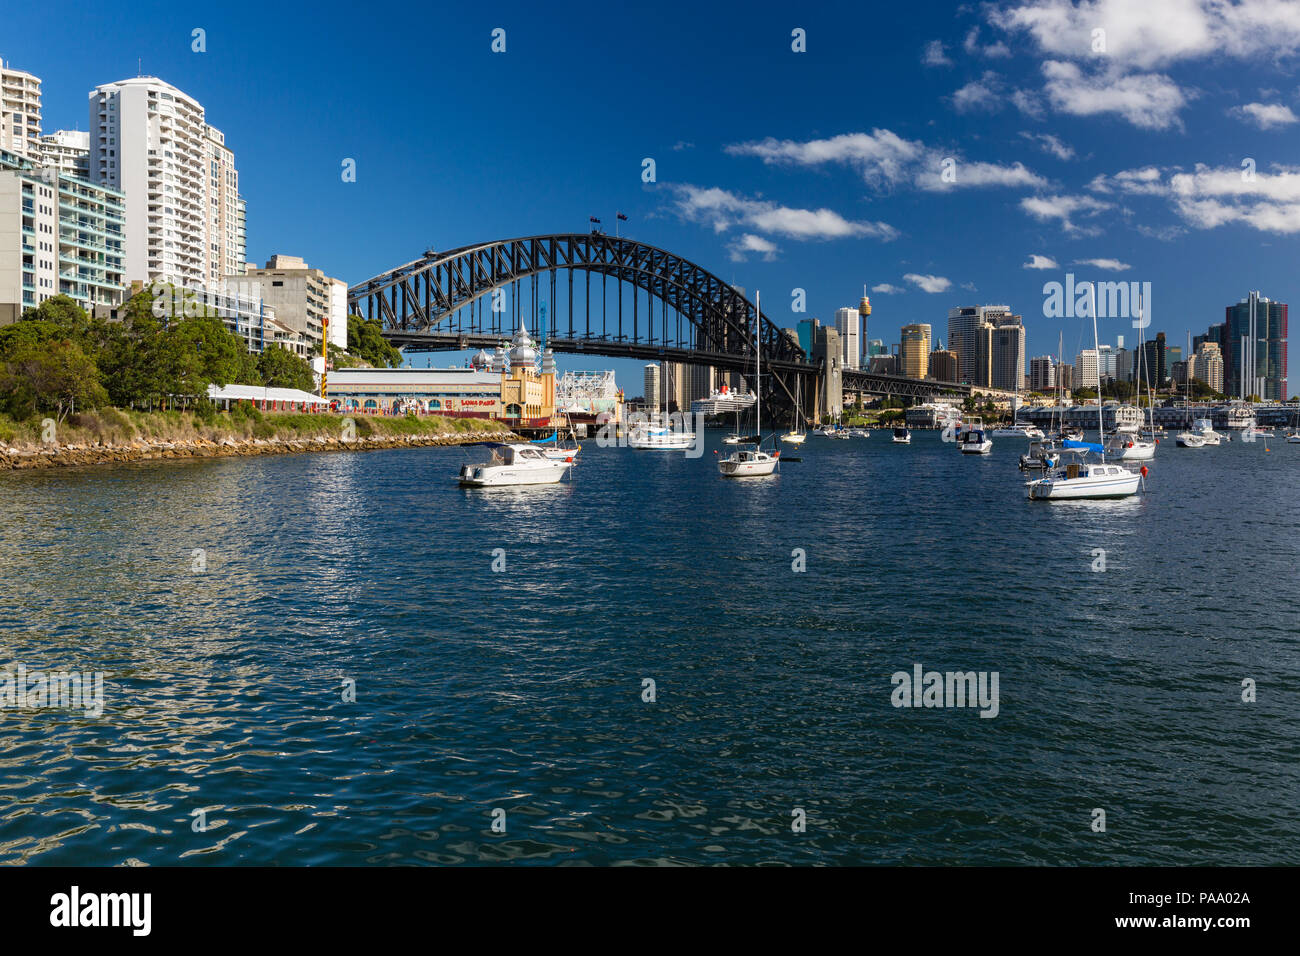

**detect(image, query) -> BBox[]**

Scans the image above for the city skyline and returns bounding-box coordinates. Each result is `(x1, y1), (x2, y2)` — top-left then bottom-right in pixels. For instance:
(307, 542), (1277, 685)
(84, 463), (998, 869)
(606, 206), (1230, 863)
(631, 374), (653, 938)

(3, 0), (1299, 393)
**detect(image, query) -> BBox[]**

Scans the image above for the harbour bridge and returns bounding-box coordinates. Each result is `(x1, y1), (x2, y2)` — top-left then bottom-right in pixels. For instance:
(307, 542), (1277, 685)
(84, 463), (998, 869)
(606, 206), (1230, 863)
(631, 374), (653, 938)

(347, 233), (971, 419)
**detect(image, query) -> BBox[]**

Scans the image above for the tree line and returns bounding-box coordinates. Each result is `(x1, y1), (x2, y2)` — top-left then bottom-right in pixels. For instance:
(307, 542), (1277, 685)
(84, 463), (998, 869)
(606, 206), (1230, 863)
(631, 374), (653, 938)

(0, 290), (402, 422)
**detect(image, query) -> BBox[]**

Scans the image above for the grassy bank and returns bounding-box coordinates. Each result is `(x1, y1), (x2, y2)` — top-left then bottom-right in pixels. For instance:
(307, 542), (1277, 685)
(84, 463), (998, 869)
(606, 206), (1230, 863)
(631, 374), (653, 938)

(0, 407), (507, 449)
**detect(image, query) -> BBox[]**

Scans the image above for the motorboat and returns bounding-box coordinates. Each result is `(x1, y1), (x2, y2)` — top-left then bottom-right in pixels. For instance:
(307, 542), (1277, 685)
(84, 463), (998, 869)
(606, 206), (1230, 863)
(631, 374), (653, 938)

(1176, 431), (1206, 448)
(958, 424), (993, 455)
(779, 429), (807, 445)
(991, 423), (1045, 439)
(1019, 440), (1061, 471)
(628, 423), (695, 450)
(1194, 418), (1223, 446)
(1113, 437), (1156, 461)
(892, 427), (911, 444)
(1287, 431), (1300, 444)
(458, 443), (573, 487)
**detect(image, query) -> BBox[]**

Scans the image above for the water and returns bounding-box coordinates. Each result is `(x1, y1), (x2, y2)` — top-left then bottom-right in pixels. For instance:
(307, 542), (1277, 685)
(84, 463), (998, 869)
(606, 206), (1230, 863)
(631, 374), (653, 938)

(1, 432), (1296, 865)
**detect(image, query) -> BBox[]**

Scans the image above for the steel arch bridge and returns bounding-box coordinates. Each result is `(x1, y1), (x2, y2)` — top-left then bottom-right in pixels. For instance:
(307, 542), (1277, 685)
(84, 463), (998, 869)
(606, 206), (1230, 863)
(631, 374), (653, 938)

(346, 233), (969, 414)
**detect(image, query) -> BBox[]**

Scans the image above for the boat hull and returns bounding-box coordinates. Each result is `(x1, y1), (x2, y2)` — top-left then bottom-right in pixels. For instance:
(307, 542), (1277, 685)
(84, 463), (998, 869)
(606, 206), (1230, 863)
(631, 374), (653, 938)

(1026, 472), (1140, 499)
(459, 462), (571, 487)
(1115, 441), (1156, 461)
(779, 433), (807, 444)
(718, 458), (779, 477)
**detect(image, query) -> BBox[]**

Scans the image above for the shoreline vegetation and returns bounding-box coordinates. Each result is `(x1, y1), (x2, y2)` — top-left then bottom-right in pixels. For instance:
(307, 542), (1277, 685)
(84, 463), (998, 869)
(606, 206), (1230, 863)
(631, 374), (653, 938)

(0, 408), (518, 472)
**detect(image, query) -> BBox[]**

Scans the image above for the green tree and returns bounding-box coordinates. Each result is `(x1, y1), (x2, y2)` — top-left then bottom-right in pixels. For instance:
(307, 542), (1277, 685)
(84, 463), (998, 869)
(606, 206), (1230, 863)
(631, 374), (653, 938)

(258, 344), (316, 391)
(0, 337), (107, 420)
(172, 314), (260, 387)
(347, 315), (403, 368)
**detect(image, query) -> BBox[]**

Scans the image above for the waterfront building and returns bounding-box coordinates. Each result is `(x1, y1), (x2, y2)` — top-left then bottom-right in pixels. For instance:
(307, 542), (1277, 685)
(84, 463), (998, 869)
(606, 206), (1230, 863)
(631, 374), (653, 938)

(89, 76), (244, 286)
(1221, 292), (1288, 400)
(1029, 355), (1055, 393)
(0, 61), (41, 158)
(836, 306), (861, 370)
(326, 325), (556, 424)
(1075, 349), (1099, 390)
(0, 146), (125, 323)
(239, 255), (345, 354)
(556, 370), (622, 421)
(899, 323), (931, 378)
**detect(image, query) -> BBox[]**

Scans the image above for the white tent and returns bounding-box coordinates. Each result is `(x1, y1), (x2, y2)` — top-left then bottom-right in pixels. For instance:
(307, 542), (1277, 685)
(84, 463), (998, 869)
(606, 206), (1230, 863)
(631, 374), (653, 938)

(207, 383), (331, 408)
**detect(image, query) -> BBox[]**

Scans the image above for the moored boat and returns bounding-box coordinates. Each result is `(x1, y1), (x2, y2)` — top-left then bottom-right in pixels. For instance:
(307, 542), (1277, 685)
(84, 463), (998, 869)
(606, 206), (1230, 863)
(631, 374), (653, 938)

(458, 443), (573, 487)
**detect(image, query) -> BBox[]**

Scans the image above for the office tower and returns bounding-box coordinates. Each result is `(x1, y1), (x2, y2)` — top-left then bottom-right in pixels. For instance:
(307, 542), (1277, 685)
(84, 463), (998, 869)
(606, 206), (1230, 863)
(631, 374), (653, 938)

(929, 346), (959, 383)
(1223, 292), (1288, 400)
(866, 339), (886, 357)
(1029, 356), (1055, 392)
(990, 312), (1025, 391)
(1138, 332), (1167, 388)
(1096, 344), (1116, 382)
(899, 323), (931, 378)
(835, 306), (860, 370)
(948, 305), (1019, 387)
(89, 76), (244, 286)
(643, 363), (661, 413)
(1, 61), (41, 157)
(1075, 349), (1099, 389)
(1115, 347), (1132, 383)
(1056, 364), (1073, 391)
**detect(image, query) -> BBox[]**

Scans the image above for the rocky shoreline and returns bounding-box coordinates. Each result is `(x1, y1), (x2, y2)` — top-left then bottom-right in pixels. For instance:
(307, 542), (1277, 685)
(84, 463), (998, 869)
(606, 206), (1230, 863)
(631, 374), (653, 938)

(0, 429), (520, 472)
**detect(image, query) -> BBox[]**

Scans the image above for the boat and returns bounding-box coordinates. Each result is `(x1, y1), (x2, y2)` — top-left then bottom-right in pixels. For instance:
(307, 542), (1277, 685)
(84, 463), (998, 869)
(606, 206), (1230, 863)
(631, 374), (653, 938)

(1194, 418), (1223, 446)
(892, 427), (911, 444)
(1114, 437), (1156, 461)
(780, 378), (808, 444)
(628, 421), (695, 450)
(958, 420), (993, 454)
(1287, 432), (1300, 444)
(1175, 430), (1206, 448)
(719, 290), (780, 478)
(991, 423), (1045, 439)
(532, 412), (582, 461)
(847, 427), (871, 438)
(458, 443), (573, 487)
(1025, 283), (1141, 500)
(1019, 439), (1061, 471)
(1108, 305), (1157, 462)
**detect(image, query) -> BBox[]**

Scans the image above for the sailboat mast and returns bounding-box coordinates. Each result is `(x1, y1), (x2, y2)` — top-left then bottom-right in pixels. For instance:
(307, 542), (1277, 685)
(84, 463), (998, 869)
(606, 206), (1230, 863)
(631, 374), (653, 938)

(1090, 283), (1103, 458)
(755, 290), (761, 436)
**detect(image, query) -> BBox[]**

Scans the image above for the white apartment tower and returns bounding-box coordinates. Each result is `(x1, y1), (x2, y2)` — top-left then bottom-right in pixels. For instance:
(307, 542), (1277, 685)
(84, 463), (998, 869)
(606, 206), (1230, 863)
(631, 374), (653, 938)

(89, 76), (244, 287)
(835, 306), (861, 370)
(1075, 348), (1100, 389)
(1, 62), (41, 157)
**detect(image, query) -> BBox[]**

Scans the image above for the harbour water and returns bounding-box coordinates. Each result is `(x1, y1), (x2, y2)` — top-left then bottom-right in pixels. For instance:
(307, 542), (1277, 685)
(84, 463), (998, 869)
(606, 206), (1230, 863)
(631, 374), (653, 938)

(1, 433), (1296, 865)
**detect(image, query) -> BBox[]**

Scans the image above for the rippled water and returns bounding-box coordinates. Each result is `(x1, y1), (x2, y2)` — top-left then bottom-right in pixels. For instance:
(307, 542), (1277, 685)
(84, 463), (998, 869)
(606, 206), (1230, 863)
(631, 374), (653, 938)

(1, 432), (1296, 865)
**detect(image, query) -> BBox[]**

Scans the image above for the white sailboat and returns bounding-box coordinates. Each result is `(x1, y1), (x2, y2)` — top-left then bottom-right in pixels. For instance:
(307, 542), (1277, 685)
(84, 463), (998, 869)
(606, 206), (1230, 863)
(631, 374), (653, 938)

(719, 291), (780, 477)
(780, 376), (807, 444)
(1112, 295), (1156, 461)
(1026, 283), (1142, 500)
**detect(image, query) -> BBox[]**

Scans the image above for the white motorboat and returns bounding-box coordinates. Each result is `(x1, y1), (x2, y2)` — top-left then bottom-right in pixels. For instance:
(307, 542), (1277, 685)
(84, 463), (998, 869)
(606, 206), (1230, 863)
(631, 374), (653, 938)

(1176, 431), (1206, 448)
(1026, 455), (1142, 500)
(628, 423), (695, 450)
(991, 423), (1045, 439)
(1194, 419), (1223, 446)
(892, 427), (911, 444)
(1019, 440), (1061, 471)
(958, 421), (992, 454)
(1113, 437), (1156, 461)
(847, 427), (871, 438)
(719, 290), (780, 478)
(779, 430), (807, 445)
(458, 443), (573, 487)
(1286, 432), (1300, 444)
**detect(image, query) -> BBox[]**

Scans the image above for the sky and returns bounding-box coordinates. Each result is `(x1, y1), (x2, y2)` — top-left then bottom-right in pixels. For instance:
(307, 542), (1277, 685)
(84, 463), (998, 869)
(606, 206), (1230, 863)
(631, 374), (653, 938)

(8, 0), (1300, 393)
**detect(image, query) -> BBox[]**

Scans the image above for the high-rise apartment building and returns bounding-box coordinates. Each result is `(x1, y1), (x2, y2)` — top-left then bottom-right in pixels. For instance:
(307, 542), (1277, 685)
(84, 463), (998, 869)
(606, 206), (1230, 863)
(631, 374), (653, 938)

(990, 312), (1025, 391)
(33, 130), (90, 178)
(643, 363), (661, 412)
(1195, 341), (1224, 394)
(89, 76), (244, 287)
(899, 323), (931, 378)
(835, 306), (860, 370)
(1075, 349), (1099, 390)
(1, 62), (41, 157)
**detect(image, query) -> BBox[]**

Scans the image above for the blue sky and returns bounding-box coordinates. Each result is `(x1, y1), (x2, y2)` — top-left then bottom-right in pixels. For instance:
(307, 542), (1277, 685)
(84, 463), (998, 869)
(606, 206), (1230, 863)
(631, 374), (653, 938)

(10, 0), (1300, 392)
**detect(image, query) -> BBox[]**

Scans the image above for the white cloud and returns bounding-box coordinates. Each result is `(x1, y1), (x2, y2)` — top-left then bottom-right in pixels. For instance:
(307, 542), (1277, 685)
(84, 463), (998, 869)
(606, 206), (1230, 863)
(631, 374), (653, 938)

(952, 72), (1005, 112)
(1023, 254), (1060, 269)
(1019, 193), (1113, 235)
(1087, 162), (1300, 235)
(1088, 166), (1164, 195)
(960, 281), (978, 292)
(1012, 88), (1046, 118)
(728, 234), (779, 262)
(1040, 61), (1189, 130)
(1073, 257), (1131, 270)
(871, 283), (906, 294)
(1231, 102), (1299, 129)
(671, 141), (694, 151)
(903, 273), (953, 293)
(1019, 131), (1076, 160)
(729, 130), (1046, 192)
(667, 185), (897, 241)
(989, 0), (1300, 71)
(922, 40), (952, 66)
(964, 26), (1013, 58)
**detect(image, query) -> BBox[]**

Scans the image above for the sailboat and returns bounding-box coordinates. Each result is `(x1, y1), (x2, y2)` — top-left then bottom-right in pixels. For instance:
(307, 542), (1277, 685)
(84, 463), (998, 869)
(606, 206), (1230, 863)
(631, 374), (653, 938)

(1112, 295), (1156, 462)
(719, 291), (780, 477)
(780, 376), (807, 444)
(532, 409), (582, 461)
(1026, 283), (1142, 500)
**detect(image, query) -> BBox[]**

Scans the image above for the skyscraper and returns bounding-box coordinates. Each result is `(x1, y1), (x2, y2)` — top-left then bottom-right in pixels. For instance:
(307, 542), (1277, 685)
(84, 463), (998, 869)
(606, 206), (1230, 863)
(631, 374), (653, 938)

(89, 76), (244, 287)
(990, 312), (1025, 391)
(948, 305), (1020, 387)
(835, 306), (860, 370)
(1222, 292), (1288, 400)
(1075, 349), (1099, 390)
(643, 363), (661, 413)
(899, 323), (931, 378)
(1029, 356), (1055, 393)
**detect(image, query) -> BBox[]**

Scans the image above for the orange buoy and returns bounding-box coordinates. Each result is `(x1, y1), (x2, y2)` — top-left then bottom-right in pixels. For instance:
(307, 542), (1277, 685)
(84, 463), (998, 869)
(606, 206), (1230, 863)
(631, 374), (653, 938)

(1140, 465), (1148, 477)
